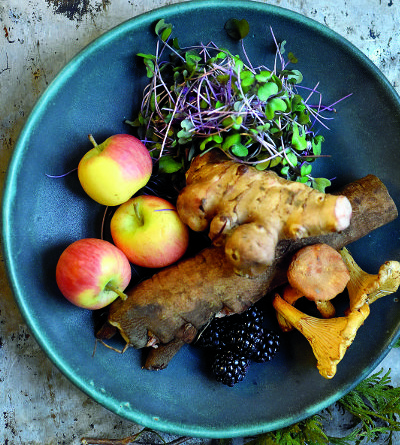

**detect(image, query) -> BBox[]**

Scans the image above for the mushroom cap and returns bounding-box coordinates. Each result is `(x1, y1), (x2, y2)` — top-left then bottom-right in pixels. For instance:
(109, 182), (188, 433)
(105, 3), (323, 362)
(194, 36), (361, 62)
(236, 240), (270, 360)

(288, 243), (350, 301)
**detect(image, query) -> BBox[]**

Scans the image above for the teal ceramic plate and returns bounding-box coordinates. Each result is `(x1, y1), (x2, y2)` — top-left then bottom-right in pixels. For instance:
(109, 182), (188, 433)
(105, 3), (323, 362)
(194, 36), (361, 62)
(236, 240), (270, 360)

(3, 0), (400, 438)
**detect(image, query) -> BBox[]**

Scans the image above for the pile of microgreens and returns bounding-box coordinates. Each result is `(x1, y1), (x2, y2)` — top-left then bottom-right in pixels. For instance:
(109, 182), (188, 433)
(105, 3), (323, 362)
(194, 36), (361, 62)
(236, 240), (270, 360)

(127, 19), (350, 192)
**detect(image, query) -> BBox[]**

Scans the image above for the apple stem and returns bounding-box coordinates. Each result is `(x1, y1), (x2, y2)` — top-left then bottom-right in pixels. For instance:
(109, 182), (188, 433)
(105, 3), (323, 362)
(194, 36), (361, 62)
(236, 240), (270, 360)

(88, 134), (101, 152)
(133, 202), (144, 226)
(105, 283), (128, 301)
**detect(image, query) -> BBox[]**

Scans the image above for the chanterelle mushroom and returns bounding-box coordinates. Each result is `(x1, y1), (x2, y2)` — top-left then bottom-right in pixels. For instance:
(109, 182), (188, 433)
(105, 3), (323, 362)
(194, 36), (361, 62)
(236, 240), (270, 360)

(275, 285), (302, 332)
(339, 247), (400, 311)
(288, 243), (350, 301)
(273, 294), (370, 379)
(275, 284), (336, 333)
(277, 244), (350, 322)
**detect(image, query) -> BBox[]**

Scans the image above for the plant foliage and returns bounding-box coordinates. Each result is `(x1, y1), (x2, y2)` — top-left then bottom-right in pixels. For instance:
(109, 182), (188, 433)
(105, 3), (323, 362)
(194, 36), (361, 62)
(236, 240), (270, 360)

(127, 18), (351, 192)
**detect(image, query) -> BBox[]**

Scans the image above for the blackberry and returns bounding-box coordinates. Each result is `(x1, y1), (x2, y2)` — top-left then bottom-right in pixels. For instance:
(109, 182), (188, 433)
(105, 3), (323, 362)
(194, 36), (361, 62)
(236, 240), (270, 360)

(196, 305), (282, 386)
(195, 322), (228, 350)
(225, 325), (264, 357)
(241, 305), (264, 325)
(212, 351), (250, 387)
(252, 330), (281, 363)
(195, 315), (238, 350)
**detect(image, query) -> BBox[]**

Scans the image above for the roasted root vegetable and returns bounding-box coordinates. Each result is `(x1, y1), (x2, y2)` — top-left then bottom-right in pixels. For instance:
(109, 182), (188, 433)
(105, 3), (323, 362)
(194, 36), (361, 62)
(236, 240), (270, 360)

(340, 247), (400, 311)
(273, 294), (370, 379)
(177, 150), (352, 277)
(107, 246), (270, 350)
(100, 174), (397, 369)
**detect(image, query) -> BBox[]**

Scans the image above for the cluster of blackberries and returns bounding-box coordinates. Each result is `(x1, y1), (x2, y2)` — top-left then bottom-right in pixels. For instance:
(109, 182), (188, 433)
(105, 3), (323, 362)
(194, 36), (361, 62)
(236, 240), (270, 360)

(195, 305), (281, 387)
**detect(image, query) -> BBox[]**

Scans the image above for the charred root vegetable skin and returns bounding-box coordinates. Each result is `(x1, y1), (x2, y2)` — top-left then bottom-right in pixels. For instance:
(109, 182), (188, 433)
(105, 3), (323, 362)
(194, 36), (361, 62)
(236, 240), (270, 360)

(176, 151), (352, 277)
(102, 173), (397, 369)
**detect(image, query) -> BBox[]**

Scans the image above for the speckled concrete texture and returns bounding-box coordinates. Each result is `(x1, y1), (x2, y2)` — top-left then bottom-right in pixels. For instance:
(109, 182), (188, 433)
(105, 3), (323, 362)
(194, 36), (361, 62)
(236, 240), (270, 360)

(1, 0), (400, 443)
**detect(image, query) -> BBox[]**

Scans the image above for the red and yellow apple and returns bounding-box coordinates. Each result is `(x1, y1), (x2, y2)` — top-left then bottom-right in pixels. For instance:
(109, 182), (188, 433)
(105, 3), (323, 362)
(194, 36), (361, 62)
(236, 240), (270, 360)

(78, 134), (153, 206)
(110, 195), (189, 268)
(56, 238), (132, 310)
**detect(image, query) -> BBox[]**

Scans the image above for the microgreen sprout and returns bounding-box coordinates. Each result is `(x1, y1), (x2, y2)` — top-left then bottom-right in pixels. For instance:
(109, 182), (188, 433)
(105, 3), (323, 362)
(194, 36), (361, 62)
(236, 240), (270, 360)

(45, 167), (77, 178)
(127, 19), (351, 192)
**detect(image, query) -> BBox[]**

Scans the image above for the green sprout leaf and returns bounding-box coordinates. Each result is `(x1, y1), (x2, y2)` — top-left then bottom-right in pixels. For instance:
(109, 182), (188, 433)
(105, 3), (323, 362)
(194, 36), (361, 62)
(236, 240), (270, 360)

(224, 18), (250, 40)
(154, 19), (173, 41)
(199, 134), (223, 151)
(288, 51), (298, 64)
(257, 81), (279, 101)
(285, 151), (298, 167)
(177, 119), (194, 144)
(312, 135), (325, 156)
(255, 160), (270, 171)
(255, 70), (273, 83)
(296, 176), (311, 185)
(300, 163), (312, 177)
(313, 177), (331, 193)
(185, 50), (202, 72)
(291, 95), (310, 124)
(233, 55), (244, 75)
(231, 143), (248, 157)
(280, 165), (290, 176)
(291, 125), (308, 151)
(281, 69), (303, 84)
(158, 155), (182, 174)
(222, 114), (243, 130)
(265, 97), (287, 120)
(269, 157), (282, 168)
(240, 70), (255, 92)
(222, 132), (241, 150)
(137, 53), (156, 78)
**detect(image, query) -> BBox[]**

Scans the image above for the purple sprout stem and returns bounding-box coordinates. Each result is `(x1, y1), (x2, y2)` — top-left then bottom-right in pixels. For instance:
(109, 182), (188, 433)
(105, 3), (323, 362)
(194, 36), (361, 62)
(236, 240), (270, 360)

(45, 167), (77, 178)
(319, 92), (354, 112)
(241, 38), (255, 73)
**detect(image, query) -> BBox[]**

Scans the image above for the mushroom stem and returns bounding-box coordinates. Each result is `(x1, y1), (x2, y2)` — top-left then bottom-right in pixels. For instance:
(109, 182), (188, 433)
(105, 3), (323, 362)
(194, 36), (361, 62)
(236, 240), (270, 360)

(275, 285), (303, 332)
(315, 300), (336, 318)
(273, 294), (370, 379)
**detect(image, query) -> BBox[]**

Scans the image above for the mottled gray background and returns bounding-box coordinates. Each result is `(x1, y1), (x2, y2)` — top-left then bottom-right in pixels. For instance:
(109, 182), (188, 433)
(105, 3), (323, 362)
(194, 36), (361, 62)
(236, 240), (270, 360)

(1, 0), (399, 443)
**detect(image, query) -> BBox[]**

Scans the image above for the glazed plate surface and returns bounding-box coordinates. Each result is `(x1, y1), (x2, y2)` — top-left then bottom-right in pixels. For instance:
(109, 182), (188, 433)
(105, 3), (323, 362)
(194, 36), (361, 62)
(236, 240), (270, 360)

(3, 0), (400, 438)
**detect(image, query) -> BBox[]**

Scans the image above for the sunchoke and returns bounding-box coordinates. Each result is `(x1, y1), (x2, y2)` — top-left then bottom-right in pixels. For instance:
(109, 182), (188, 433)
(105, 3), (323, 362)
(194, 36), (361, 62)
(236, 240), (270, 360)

(176, 150), (352, 277)
(103, 174), (397, 369)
